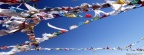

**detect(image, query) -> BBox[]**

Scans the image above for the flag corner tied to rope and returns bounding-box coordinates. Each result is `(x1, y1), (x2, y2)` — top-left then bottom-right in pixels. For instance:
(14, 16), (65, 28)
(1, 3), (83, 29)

(24, 3), (39, 12)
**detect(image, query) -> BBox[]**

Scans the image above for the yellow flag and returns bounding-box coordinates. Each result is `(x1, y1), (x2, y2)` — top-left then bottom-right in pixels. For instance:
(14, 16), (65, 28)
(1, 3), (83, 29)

(113, 0), (126, 4)
(16, 45), (21, 49)
(84, 20), (90, 24)
(29, 26), (34, 30)
(32, 41), (38, 44)
(67, 14), (76, 18)
(63, 14), (66, 16)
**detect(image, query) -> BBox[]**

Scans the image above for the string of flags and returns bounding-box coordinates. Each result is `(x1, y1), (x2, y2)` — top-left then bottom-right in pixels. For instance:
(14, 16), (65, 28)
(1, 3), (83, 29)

(0, 36), (144, 55)
(0, 0), (144, 55)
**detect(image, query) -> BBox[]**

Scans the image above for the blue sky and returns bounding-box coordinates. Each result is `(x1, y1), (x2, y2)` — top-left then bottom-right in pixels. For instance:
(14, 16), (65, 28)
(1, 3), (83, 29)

(0, 0), (144, 55)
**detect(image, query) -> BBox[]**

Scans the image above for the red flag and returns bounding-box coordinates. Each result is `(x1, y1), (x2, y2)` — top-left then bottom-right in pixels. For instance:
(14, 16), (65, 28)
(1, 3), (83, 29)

(62, 7), (66, 10)
(102, 14), (108, 18)
(39, 16), (44, 19)
(66, 7), (72, 11)
(85, 14), (92, 18)
(11, 0), (17, 3)
(0, 0), (7, 3)
(22, 21), (26, 28)
(83, 9), (88, 12)
(141, 2), (144, 6)
(1, 46), (7, 50)
(32, 0), (39, 2)
(22, 44), (26, 46)
(61, 30), (67, 33)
